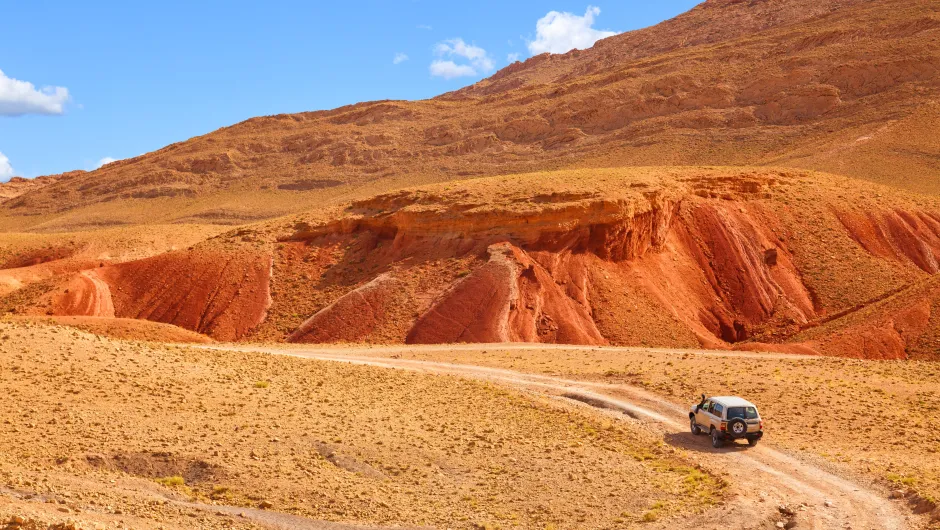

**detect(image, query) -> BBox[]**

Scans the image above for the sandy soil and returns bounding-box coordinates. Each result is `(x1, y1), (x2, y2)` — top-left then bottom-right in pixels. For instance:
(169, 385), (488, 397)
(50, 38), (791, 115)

(1, 316), (214, 344)
(0, 321), (726, 529)
(214, 342), (940, 528)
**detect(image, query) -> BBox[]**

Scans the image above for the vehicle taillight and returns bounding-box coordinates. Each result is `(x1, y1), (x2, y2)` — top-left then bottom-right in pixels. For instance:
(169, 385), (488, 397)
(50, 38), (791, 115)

(720, 422), (727, 432)
(759, 420), (763, 430)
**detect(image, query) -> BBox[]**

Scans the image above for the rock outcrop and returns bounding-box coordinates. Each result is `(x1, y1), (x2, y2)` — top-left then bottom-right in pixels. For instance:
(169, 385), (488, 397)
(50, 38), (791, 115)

(14, 167), (940, 358)
(255, 169), (940, 357)
(407, 243), (605, 345)
(288, 273), (402, 343)
(96, 248), (272, 341)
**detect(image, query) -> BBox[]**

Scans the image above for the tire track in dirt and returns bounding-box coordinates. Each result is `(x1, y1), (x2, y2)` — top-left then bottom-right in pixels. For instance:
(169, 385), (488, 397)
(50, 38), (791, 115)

(54, 269), (115, 317)
(202, 344), (915, 530)
(79, 270), (115, 317)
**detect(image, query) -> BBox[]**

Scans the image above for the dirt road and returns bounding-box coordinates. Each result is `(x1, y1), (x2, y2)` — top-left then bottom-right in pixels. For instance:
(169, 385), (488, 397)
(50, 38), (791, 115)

(202, 343), (917, 530)
(76, 270), (115, 317)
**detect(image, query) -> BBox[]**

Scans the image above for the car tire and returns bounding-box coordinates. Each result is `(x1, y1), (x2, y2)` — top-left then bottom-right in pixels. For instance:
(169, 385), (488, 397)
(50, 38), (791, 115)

(747, 437), (759, 446)
(711, 428), (723, 448)
(690, 416), (702, 435)
(727, 418), (748, 439)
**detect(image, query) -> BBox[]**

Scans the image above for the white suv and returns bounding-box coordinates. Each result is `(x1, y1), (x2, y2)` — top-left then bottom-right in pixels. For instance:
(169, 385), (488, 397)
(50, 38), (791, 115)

(689, 395), (763, 448)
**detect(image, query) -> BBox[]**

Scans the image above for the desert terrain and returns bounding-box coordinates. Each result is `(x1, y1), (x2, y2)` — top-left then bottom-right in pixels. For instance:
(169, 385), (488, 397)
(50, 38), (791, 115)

(2, 0), (939, 232)
(1, 322), (938, 529)
(0, 321), (727, 529)
(2, 0), (940, 528)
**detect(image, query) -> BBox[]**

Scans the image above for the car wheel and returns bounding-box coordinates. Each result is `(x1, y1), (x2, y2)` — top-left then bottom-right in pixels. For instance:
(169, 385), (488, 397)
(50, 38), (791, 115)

(711, 428), (723, 448)
(727, 418), (748, 439)
(690, 416), (702, 435)
(747, 437), (759, 446)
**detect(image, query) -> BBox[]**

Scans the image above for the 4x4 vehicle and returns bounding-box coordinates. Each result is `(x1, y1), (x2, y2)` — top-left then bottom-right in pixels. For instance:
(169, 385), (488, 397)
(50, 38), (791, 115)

(689, 395), (763, 448)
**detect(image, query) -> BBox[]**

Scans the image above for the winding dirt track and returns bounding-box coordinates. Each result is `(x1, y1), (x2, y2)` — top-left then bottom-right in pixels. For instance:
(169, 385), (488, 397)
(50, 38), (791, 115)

(76, 270), (115, 317)
(202, 344), (915, 530)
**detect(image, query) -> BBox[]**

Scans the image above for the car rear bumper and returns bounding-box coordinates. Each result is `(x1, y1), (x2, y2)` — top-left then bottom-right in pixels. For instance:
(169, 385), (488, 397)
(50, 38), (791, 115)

(720, 430), (763, 440)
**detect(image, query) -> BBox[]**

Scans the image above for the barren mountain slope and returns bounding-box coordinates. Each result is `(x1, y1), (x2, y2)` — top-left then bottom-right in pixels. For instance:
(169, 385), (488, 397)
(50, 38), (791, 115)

(0, 175), (65, 201)
(1, 0), (939, 230)
(8, 166), (940, 359)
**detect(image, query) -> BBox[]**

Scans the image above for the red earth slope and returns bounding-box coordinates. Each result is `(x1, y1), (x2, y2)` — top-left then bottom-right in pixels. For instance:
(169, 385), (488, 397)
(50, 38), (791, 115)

(95, 248), (272, 342)
(7, 167), (940, 357)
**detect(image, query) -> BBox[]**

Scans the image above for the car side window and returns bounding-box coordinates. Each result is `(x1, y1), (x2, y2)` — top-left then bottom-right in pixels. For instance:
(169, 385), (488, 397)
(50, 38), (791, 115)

(713, 404), (724, 418)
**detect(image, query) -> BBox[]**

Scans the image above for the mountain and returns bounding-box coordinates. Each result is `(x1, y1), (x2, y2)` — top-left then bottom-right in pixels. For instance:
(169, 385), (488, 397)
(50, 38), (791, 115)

(0, 174), (67, 201)
(1, 0), (938, 231)
(2, 0), (940, 360)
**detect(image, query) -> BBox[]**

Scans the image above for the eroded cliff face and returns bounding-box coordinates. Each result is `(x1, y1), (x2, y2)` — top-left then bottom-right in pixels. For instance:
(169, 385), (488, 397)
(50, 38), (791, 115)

(287, 273), (403, 343)
(251, 169), (940, 358)
(405, 243), (605, 345)
(836, 209), (940, 274)
(21, 168), (940, 358)
(94, 248), (272, 342)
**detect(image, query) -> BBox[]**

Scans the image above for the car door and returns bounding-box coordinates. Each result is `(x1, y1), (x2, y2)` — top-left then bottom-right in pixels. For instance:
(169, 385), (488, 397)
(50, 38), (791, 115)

(695, 400), (713, 428)
(744, 407), (760, 432)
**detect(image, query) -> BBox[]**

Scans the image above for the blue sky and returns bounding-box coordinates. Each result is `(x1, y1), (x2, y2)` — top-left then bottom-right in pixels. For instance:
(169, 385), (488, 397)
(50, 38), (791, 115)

(0, 1), (699, 180)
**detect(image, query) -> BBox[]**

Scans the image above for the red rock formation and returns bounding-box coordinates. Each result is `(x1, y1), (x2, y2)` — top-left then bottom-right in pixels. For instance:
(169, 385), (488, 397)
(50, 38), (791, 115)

(271, 171), (940, 357)
(288, 273), (402, 343)
(678, 203), (815, 340)
(788, 276), (940, 360)
(837, 209), (940, 273)
(406, 245), (517, 344)
(407, 243), (605, 345)
(17, 168), (940, 359)
(96, 249), (272, 341)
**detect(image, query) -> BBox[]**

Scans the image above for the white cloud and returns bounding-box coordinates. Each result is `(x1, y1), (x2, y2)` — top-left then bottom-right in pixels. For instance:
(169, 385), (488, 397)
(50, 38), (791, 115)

(435, 39), (494, 71)
(0, 69), (70, 116)
(507, 52), (521, 63)
(527, 6), (617, 55)
(96, 157), (119, 169)
(417, 24), (432, 31)
(429, 61), (478, 79)
(430, 38), (494, 79)
(0, 152), (14, 181)
(393, 53), (409, 65)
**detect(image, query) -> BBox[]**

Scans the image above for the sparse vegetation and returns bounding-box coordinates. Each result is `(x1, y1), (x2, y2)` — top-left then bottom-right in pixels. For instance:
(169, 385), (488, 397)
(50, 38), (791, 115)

(155, 476), (185, 487)
(0, 322), (721, 528)
(398, 346), (940, 509)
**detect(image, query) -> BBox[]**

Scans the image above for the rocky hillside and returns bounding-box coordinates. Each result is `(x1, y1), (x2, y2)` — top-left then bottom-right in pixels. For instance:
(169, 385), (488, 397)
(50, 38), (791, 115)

(1, 0), (938, 230)
(2, 0), (940, 359)
(7, 167), (939, 359)
(0, 174), (67, 201)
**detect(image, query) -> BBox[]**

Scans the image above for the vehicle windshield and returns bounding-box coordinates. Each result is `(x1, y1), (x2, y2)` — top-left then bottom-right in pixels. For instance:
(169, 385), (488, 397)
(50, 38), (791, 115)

(727, 406), (758, 420)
